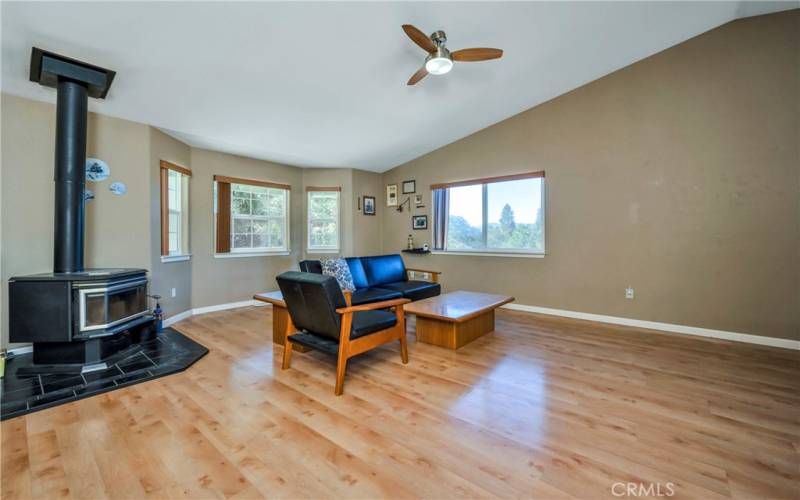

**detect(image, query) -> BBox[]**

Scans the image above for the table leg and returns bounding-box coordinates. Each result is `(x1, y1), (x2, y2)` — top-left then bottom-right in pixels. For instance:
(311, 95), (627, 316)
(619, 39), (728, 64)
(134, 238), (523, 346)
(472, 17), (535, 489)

(271, 305), (310, 353)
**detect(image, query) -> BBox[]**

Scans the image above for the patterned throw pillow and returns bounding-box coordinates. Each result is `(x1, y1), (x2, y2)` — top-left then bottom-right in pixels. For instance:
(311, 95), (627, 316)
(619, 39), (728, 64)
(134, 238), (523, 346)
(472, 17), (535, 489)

(321, 258), (355, 292)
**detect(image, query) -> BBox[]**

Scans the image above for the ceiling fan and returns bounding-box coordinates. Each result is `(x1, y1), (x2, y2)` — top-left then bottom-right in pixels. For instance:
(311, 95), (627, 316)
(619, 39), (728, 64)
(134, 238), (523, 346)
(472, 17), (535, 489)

(402, 24), (503, 85)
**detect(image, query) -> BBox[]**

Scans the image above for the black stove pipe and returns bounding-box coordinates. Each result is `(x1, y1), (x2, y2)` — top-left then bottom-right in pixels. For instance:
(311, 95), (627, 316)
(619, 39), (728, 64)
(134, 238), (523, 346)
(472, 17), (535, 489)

(53, 79), (88, 273)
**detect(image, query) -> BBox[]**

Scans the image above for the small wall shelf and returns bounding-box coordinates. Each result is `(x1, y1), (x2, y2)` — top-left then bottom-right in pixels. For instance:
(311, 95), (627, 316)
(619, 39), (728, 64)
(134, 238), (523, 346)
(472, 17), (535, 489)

(402, 248), (430, 254)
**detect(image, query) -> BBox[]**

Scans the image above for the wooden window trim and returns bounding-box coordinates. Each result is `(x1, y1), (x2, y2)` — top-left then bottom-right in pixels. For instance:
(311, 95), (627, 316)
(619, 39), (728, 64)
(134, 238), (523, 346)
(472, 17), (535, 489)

(213, 175), (290, 190)
(430, 171), (544, 190)
(215, 182), (232, 253)
(160, 160), (192, 177)
(305, 186), (342, 192)
(160, 168), (169, 256)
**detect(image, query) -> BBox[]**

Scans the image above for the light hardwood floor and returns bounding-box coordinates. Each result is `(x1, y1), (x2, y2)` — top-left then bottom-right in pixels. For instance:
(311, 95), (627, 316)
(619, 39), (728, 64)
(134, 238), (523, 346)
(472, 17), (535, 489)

(2, 306), (798, 499)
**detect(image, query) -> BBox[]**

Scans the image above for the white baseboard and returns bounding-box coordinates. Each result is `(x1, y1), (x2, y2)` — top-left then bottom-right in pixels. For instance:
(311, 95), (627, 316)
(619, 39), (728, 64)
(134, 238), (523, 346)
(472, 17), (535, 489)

(191, 299), (266, 316)
(165, 299), (268, 327)
(501, 303), (800, 350)
(162, 309), (193, 328)
(7, 300), (266, 355)
(9, 300), (795, 355)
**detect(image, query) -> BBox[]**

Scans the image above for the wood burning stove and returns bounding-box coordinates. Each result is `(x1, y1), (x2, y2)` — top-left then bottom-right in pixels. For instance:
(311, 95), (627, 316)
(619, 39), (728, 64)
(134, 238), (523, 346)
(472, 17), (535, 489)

(7, 48), (155, 373)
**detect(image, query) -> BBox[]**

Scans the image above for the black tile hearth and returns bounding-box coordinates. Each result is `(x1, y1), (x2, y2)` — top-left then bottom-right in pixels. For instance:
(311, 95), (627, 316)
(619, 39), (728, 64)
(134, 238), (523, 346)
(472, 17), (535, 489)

(1, 328), (208, 420)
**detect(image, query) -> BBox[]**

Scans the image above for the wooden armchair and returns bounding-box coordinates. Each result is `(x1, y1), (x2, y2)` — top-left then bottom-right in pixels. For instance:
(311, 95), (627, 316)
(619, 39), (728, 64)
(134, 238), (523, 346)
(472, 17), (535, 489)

(276, 271), (411, 395)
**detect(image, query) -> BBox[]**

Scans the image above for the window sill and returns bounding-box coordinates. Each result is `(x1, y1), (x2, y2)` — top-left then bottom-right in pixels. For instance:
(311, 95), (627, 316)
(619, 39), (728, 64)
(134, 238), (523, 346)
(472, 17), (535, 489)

(306, 249), (341, 254)
(214, 251), (290, 259)
(431, 251), (545, 259)
(161, 254), (192, 263)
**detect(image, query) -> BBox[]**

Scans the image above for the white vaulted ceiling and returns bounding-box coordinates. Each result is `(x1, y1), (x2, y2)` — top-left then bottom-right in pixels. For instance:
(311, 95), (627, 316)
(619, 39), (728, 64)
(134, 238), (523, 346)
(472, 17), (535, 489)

(2, 1), (795, 172)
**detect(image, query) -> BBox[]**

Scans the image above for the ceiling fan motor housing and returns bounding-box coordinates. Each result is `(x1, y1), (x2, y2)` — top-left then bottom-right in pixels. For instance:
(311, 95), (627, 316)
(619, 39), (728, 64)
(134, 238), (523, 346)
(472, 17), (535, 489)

(431, 30), (447, 47)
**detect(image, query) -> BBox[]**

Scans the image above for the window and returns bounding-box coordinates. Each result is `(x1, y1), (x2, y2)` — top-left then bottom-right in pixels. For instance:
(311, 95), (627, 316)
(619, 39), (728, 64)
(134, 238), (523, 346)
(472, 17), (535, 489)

(214, 175), (290, 255)
(307, 188), (340, 252)
(160, 161), (191, 258)
(432, 172), (545, 255)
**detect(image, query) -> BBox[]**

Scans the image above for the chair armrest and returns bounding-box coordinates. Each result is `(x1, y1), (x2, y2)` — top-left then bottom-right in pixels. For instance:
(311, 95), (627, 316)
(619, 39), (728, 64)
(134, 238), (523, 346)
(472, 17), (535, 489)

(406, 268), (442, 283)
(336, 298), (410, 314)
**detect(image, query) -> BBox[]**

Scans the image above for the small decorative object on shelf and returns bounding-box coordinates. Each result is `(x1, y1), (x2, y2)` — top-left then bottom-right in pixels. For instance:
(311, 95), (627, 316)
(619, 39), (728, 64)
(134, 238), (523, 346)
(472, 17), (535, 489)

(407, 234), (414, 250)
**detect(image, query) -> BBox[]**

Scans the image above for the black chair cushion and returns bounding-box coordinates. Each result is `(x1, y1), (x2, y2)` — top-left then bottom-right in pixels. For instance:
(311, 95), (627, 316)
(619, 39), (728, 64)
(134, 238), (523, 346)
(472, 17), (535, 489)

(379, 280), (441, 302)
(288, 309), (397, 353)
(345, 257), (369, 289)
(361, 254), (408, 287)
(276, 271), (346, 340)
(299, 260), (322, 274)
(351, 287), (403, 305)
(351, 310), (397, 339)
(288, 332), (339, 355)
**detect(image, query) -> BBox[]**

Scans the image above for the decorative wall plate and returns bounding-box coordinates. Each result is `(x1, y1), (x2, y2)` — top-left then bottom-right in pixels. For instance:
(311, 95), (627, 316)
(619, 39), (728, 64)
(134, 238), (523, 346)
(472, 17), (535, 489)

(85, 158), (110, 182)
(109, 182), (127, 195)
(84, 189), (95, 202)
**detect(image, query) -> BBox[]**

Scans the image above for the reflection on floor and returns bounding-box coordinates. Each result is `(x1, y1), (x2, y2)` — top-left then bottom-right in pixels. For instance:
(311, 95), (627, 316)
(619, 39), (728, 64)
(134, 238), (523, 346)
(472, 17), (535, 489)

(1, 306), (798, 499)
(1, 328), (208, 420)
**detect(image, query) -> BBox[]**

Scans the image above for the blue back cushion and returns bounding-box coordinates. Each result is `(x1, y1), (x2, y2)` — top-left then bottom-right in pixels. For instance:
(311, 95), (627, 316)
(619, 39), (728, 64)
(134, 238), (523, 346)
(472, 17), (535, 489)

(345, 258), (369, 289)
(361, 254), (408, 286)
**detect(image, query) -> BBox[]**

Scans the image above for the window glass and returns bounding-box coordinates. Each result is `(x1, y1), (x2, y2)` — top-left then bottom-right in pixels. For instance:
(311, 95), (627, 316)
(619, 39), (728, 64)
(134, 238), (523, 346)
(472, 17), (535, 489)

(231, 183), (288, 252)
(440, 176), (544, 254)
(307, 191), (340, 251)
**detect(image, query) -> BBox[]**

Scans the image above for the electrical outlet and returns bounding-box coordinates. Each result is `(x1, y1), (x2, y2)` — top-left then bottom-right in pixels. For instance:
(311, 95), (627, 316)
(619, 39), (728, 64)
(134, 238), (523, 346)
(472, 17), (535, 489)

(171, 287), (176, 298)
(625, 287), (634, 299)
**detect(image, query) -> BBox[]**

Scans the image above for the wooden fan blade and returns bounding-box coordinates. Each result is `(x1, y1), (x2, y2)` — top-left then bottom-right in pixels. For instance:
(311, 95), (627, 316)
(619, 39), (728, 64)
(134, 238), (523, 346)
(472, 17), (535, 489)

(452, 48), (504, 62)
(402, 24), (436, 53)
(407, 66), (428, 86)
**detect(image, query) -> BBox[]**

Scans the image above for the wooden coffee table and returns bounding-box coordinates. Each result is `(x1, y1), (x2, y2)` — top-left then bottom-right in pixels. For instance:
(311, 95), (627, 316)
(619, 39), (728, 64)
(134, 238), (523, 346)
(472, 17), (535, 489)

(404, 291), (514, 350)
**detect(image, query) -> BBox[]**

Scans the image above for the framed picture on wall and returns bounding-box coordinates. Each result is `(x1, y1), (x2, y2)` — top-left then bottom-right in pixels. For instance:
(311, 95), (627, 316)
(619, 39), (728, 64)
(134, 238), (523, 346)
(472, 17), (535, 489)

(402, 180), (416, 194)
(412, 215), (428, 230)
(414, 194), (423, 206)
(363, 196), (376, 215)
(387, 184), (398, 206)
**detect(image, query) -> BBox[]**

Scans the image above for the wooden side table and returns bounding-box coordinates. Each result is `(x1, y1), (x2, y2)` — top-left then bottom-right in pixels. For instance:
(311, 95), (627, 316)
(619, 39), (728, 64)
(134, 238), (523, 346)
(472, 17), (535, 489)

(253, 291), (311, 353)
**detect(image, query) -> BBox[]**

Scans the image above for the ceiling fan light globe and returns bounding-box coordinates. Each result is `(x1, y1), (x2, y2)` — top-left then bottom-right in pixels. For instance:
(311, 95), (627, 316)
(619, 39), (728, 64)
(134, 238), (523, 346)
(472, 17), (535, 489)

(425, 57), (453, 75)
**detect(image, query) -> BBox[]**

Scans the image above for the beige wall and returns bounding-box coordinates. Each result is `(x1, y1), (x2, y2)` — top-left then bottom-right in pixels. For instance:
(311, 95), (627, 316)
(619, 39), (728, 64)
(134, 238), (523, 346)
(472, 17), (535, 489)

(189, 148), (303, 308)
(352, 169), (384, 256)
(1, 94), (152, 348)
(0, 94), (378, 347)
(149, 128), (192, 319)
(381, 11), (800, 340)
(2, 10), (796, 347)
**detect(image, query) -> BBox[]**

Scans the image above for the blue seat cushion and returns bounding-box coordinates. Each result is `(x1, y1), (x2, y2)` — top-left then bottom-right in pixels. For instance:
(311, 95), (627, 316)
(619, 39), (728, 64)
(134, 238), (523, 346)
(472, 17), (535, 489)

(379, 281), (441, 302)
(351, 287), (403, 305)
(361, 254), (408, 287)
(351, 310), (397, 339)
(345, 257), (369, 290)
